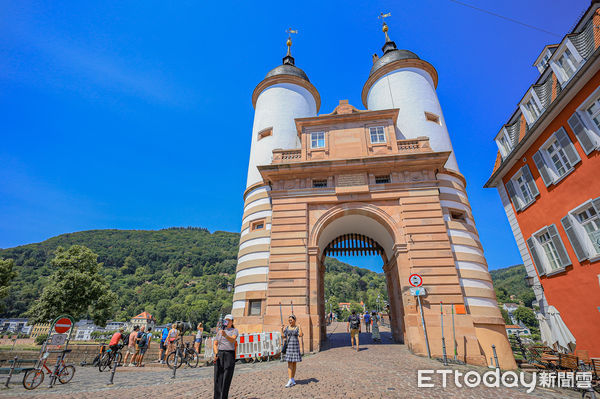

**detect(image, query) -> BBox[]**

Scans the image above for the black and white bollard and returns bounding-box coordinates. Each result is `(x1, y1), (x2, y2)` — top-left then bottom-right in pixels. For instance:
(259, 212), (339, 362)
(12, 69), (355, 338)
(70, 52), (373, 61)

(108, 354), (119, 385)
(4, 356), (17, 388)
(171, 350), (178, 379)
(492, 344), (499, 369)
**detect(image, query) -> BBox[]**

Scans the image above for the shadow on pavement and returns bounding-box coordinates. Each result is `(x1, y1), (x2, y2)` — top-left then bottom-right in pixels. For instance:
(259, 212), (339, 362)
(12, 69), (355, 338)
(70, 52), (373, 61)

(321, 322), (395, 351)
(295, 377), (319, 385)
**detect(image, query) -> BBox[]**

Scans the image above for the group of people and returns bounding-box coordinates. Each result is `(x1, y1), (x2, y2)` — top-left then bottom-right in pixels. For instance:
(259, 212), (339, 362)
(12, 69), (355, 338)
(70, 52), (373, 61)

(347, 310), (382, 351)
(108, 325), (153, 367)
(108, 321), (206, 368)
(157, 322), (204, 364)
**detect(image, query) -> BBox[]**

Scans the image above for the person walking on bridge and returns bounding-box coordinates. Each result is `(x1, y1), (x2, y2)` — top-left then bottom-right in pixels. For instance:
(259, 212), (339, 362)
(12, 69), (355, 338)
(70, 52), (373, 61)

(371, 311), (381, 342)
(347, 310), (361, 352)
(363, 311), (371, 333)
(281, 314), (303, 388)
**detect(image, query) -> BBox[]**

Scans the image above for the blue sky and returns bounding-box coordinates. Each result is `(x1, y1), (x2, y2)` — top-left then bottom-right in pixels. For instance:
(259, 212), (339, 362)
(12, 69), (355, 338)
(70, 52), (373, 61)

(0, 0), (588, 271)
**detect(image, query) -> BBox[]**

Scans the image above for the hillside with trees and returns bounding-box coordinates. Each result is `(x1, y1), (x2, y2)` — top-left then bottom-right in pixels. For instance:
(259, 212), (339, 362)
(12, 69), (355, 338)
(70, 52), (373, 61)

(489, 264), (536, 307)
(0, 228), (386, 329)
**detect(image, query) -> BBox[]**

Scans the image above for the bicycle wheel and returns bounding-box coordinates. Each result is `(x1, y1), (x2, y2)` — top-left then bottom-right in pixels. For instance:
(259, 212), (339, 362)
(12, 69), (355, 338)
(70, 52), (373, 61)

(186, 350), (199, 368)
(23, 369), (44, 390)
(58, 365), (75, 384)
(98, 353), (110, 372)
(166, 351), (183, 369)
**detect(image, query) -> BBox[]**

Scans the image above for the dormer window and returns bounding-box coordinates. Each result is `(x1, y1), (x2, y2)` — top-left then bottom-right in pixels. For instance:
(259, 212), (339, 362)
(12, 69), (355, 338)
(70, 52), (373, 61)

(495, 128), (513, 159)
(369, 126), (386, 144)
(551, 41), (583, 85)
(520, 91), (544, 126)
(534, 46), (555, 74)
(311, 132), (325, 149)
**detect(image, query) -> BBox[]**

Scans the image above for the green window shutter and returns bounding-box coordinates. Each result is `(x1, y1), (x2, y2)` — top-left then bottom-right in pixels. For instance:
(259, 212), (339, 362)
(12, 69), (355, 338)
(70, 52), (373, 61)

(526, 237), (545, 276)
(532, 151), (553, 187)
(547, 224), (572, 267)
(522, 165), (539, 198)
(561, 214), (588, 262)
(567, 113), (597, 155)
(555, 127), (582, 166)
(505, 180), (521, 211)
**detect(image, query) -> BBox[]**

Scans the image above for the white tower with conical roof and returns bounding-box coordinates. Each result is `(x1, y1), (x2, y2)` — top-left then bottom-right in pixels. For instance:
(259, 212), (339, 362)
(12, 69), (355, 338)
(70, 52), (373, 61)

(362, 21), (459, 172)
(232, 37), (320, 319)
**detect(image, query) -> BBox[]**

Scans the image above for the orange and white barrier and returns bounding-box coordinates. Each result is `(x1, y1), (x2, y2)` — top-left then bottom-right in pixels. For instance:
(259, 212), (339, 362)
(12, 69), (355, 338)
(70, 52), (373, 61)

(204, 331), (282, 362)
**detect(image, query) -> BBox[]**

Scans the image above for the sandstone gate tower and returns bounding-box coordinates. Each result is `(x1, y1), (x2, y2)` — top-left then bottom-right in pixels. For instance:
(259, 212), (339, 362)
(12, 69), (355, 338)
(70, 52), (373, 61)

(232, 23), (516, 369)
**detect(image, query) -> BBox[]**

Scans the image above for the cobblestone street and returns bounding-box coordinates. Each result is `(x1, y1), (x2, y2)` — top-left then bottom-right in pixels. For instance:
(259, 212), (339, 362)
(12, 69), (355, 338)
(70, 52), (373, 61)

(0, 323), (579, 398)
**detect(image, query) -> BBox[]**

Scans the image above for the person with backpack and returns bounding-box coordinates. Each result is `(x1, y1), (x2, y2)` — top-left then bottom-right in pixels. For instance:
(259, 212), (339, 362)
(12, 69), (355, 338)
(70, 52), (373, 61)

(122, 325), (138, 366)
(363, 311), (371, 333)
(158, 323), (171, 364)
(129, 325), (145, 367)
(136, 327), (152, 367)
(347, 310), (361, 351)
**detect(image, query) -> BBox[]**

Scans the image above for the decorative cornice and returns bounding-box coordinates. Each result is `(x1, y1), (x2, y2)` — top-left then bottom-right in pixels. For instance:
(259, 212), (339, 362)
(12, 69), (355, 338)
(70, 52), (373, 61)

(361, 58), (438, 108)
(252, 75), (321, 112)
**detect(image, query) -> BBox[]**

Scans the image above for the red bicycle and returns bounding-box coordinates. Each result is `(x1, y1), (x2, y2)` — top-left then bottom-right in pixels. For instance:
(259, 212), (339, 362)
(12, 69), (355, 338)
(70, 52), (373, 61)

(23, 349), (75, 390)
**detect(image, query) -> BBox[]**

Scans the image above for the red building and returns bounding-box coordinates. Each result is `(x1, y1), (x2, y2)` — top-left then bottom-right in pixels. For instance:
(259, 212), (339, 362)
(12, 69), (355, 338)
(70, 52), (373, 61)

(485, 1), (600, 357)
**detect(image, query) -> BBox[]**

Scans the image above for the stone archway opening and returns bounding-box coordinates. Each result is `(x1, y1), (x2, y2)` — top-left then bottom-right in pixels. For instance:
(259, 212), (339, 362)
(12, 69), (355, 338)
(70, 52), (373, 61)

(311, 210), (406, 346)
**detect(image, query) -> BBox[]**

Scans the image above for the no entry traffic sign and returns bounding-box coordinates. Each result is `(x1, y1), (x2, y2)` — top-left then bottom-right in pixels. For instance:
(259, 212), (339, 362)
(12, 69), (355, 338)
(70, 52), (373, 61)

(54, 317), (72, 334)
(409, 273), (423, 287)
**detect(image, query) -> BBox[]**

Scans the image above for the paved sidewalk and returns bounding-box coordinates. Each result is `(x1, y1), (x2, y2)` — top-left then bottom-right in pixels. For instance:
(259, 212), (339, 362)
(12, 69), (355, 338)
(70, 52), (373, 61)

(0, 322), (579, 398)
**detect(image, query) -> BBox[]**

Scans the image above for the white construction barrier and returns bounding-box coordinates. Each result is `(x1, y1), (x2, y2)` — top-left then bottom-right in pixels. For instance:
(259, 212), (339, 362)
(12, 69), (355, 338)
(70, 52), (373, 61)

(204, 331), (282, 363)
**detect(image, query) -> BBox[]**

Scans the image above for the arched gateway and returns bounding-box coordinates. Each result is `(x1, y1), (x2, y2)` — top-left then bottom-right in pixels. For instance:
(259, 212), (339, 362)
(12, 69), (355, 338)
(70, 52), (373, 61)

(232, 24), (517, 369)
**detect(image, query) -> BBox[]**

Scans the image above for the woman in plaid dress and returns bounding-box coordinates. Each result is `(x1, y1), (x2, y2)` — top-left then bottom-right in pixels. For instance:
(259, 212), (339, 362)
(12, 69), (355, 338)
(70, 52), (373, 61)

(281, 314), (303, 388)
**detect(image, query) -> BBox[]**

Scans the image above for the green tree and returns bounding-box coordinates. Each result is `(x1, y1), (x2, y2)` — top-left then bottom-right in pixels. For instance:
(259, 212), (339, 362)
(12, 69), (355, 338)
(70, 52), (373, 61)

(499, 306), (511, 325)
(0, 258), (17, 312)
(513, 306), (538, 328)
(519, 290), (536, 308)
(26, 245), (117, 326)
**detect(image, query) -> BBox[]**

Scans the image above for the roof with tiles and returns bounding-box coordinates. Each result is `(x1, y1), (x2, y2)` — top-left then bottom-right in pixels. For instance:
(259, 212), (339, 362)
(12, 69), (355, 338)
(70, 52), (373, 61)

(488, 3), (600, 180)
(132, 311), (155, 320)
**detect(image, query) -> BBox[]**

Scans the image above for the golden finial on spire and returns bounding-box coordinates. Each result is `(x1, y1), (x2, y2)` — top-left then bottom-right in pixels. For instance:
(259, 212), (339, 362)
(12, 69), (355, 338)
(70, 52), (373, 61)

(285, 28), (298, 57)
(378, 12), (392, 42)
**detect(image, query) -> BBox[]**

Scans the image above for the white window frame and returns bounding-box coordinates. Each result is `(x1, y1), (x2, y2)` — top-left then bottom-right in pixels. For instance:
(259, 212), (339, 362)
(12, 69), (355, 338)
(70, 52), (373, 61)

(539, 133), (573, 182)
(495, 127), (513, 158)
(535, 48), (553, 73)
(527, 225), (571, 276)
(369, 126), (386, 144)
(310, 131), (325, 149)
(571, 86), (600, 151)
(519, 89), (545, 126)
(511, 170), (534, 208)
(549, 39), (584, 86)
(563, 198), (600, 262)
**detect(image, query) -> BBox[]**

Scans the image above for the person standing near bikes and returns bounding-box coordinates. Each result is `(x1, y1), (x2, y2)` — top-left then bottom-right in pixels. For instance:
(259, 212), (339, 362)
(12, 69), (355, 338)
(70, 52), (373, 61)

(158, 323), (171, 364)
(194, 322), (204, 354)
(167, 322), (179, 357)
(136, 327), (152, 367)
(109, 328), (125, 353)
(213, 314), (238, 399)
(122, 325), (139, 366)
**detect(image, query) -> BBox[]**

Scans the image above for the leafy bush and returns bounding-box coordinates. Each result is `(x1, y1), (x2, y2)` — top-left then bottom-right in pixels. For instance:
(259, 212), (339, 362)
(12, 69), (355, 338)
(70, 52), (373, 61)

(35, 334), (47, 345)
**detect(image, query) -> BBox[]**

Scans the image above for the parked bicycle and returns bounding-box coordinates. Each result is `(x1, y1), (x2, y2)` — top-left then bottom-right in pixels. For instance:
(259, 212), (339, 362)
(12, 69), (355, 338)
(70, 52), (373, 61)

(166, 339), (199, 369)
(22, 349), (75, 390)
(98, 343), (124, 372)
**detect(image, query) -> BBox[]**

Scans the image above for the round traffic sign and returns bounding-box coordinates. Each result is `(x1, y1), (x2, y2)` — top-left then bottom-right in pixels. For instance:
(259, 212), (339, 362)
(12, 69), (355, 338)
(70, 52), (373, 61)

(409, 273), (423, 287)
(54, 318), (72, 334)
